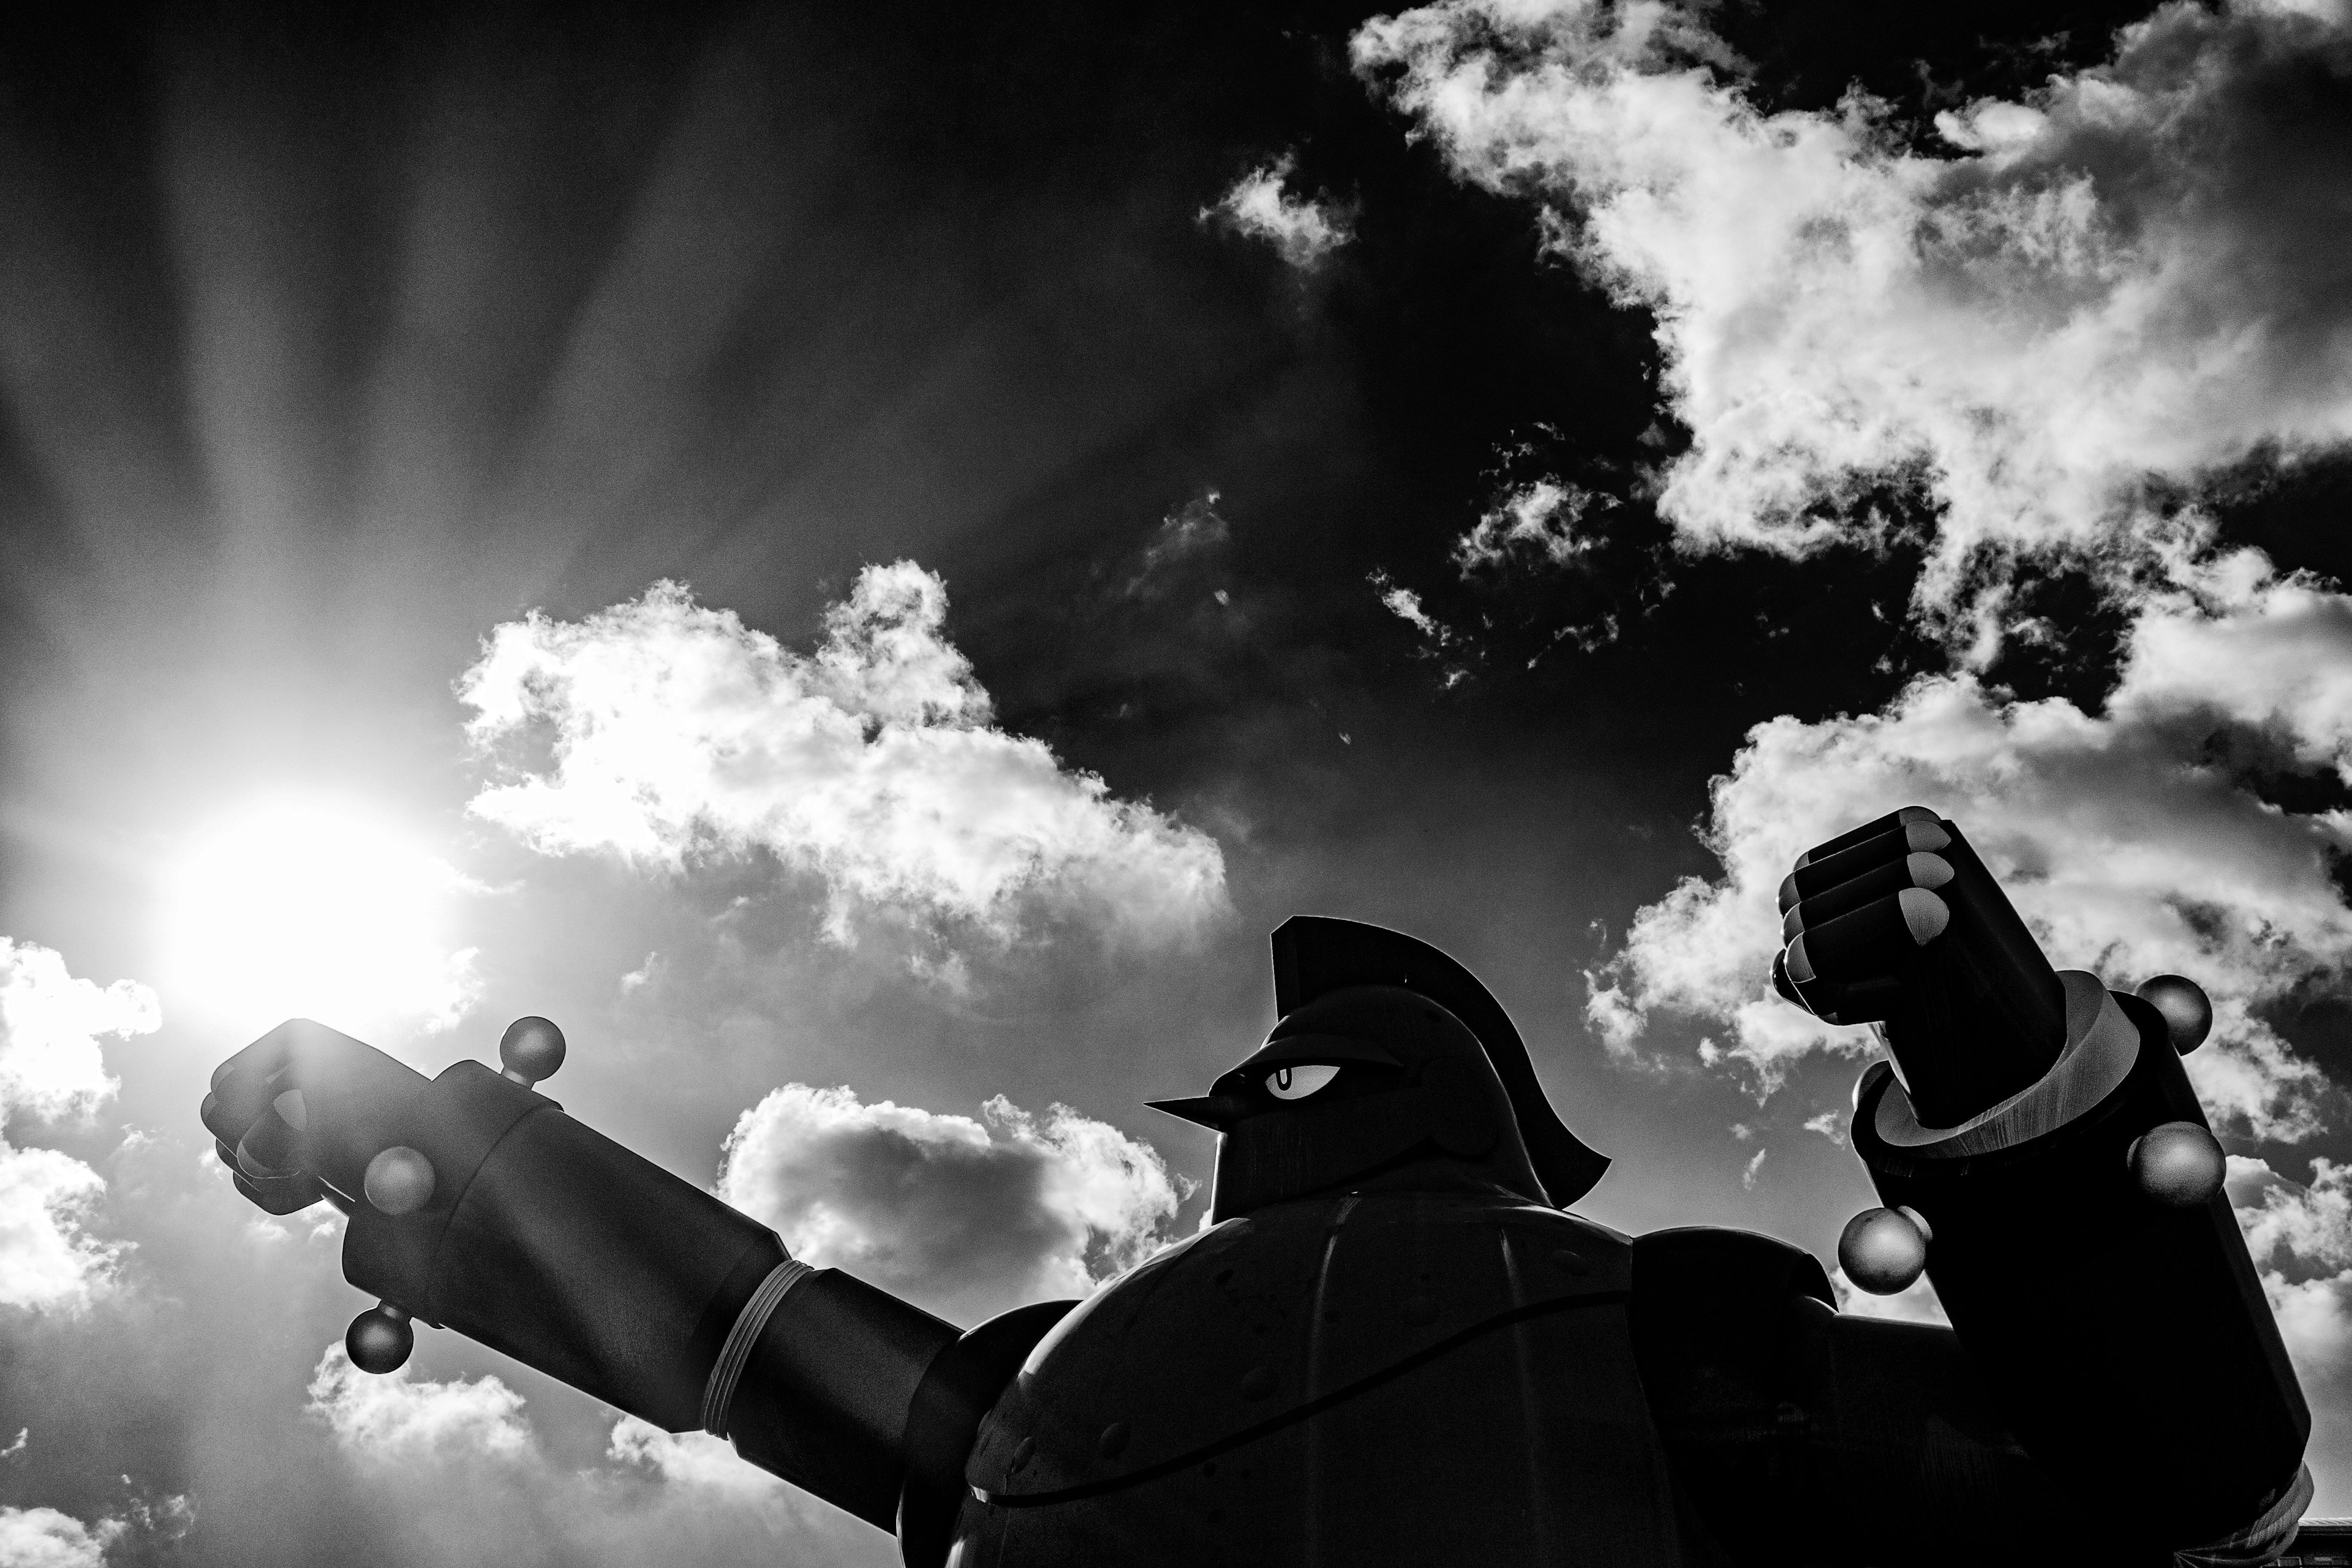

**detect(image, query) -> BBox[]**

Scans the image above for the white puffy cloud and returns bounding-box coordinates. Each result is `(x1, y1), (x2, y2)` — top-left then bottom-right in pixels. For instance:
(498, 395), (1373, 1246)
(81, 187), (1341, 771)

(1585, 550), (2352, 1137)
(306, 1344), (532, 1463)
(459, 566), (1228, 947)
(1355, 0), (2352, 620)
(1200, 154), (1354, 270)
(715, 1084), (1188, 1324)
(0, 1140), (121, 1313)
(0, 937), (155, 1121)
(0, 1507), (119, 1568)
(0, 939), (152, 1314)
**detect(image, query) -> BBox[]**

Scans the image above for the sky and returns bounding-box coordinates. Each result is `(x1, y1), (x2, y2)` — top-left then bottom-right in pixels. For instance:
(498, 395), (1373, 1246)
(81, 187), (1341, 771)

(6, 0), (2352, 1561)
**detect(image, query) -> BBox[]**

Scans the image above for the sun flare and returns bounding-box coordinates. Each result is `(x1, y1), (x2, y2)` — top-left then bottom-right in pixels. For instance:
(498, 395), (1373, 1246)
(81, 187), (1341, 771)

(157, 794), (481, 1044)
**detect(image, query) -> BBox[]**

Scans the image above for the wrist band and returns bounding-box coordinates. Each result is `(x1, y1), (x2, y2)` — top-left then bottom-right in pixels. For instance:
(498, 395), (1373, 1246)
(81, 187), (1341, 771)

(1872, 970), (2139, 1155)
(701, 1257), (815, 1436)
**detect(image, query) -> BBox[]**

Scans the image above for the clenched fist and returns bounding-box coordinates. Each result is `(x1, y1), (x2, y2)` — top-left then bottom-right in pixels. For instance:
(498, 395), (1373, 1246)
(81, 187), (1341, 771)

(199, 1019), (432, 1215)
(1770, 807), (2067, 1127)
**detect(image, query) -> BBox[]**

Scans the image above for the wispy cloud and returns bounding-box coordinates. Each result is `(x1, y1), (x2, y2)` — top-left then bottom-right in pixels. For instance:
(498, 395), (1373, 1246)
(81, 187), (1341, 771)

(1126, 489), (1230, 598)
(1370, 570), (1450, 644)
(1200, 153), (1354, 270)
(460, 565), (1229, 949)
(1454, 479), (1605, 573)
(716, 1084), (1188, 1324)
(1358, 0), (2352, 634)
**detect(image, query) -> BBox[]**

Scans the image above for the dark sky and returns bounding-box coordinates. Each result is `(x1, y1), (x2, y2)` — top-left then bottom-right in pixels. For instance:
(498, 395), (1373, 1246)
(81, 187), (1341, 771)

(7, 1), (2352, 1562)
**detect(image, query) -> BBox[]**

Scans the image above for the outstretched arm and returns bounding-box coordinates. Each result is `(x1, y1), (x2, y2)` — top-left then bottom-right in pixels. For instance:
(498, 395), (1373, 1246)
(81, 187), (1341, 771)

(1769, 809), (2308, 1558)
(199, 1018), (1059, 1558)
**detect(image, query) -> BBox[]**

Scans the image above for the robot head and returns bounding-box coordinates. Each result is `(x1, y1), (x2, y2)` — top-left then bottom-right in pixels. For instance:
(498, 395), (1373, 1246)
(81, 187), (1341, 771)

(1149, 917), (1610, 1221)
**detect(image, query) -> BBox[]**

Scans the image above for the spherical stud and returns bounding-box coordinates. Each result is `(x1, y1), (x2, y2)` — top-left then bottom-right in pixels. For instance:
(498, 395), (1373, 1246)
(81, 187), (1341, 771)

(2128, 1120), (2226, 1207)
(346, 1304), (413, 1374)
(363, 1145), (436, 1216)
(1839, 1206), (1929, 1295)
(499, 1016), (566, 1087)
(2135, 975), (2214, 1055)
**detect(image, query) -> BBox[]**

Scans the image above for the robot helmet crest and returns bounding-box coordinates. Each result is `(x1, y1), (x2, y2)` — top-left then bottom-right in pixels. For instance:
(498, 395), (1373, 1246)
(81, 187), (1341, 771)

(1148, 917), (1610, 1221)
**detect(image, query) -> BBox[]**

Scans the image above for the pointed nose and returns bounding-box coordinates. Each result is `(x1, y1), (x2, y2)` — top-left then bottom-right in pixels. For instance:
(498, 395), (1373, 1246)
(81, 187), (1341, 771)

(1146, 1095), (1240, 1131)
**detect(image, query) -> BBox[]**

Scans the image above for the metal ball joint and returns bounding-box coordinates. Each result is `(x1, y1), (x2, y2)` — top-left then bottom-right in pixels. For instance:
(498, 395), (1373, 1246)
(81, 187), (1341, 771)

(364, 1145), (437, 1216)
(499, 1016), (566, 1087)
(2128, 1120), (2226, 1207)
(2134, 974), (2214, 1056)
(1839, 1205), (1932, 1295)
(347, 1303), (414, 1374)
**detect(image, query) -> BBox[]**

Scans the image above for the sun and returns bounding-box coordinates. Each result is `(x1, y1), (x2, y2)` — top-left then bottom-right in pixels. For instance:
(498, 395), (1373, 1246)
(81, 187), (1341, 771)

(156, 793), (482, 1045)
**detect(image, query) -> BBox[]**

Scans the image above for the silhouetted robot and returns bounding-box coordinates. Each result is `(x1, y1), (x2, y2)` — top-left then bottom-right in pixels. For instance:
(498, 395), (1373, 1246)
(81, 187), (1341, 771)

(205, 810), (2310, 1565)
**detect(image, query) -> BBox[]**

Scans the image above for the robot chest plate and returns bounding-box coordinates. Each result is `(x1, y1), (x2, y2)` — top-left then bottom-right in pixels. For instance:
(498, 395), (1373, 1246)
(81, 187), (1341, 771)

(967, 1188), (1632, 1504)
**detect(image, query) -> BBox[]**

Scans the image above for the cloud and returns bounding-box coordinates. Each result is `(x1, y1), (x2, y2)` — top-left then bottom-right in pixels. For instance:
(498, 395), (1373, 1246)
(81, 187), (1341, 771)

(619, 952), (659, 995)
(607, 1420), (785, 1500)
(1585, 549), (2352, 1137)
(306, 1344), (532, 1463)
(1355, 0), (2352, 622)
(1453, 479), (1606, 573)
(0, 937), (156, 1121)
(1125, 489), (1229, 597)
(0, 1140), (121, 1313)
(2233, 1156), (2352, 1376)
(715, 1084), (1188, 1324)
(0, 939), (153, 1315)
(1370, 570), (1450, 644)
(1200, 154), (1354, 269)
(1740, 1147), (1766, 1189)
(0, 1507), (119, 1568)
(290, 1348), (875, 1566)
(459, 567), (1229, 947)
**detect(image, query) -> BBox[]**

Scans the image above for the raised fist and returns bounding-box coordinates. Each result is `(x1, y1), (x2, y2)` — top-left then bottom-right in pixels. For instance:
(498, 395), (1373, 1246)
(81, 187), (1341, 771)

(198, 1019), (432, 1215)
(1771, 807), (2067, 1127)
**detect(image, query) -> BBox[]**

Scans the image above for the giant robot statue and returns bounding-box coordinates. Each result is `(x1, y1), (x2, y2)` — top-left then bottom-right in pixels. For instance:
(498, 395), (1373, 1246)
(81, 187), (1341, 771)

(203, 810), (2311, 1565)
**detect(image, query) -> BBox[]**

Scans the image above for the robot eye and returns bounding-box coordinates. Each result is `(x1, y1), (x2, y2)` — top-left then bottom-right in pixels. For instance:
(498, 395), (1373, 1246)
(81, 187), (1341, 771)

(1265, 1064), (1340, 1101)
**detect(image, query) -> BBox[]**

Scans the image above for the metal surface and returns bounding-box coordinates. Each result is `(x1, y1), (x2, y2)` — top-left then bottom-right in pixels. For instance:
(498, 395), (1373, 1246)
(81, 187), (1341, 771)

(954, 1186), (1683, 1566)
(1855, 990), (2309, 1549)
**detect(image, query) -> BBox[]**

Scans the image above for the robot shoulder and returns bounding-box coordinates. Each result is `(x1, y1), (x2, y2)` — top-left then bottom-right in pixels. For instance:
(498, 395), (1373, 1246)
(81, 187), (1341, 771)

(1632, 1226), (1835, 1316)
(1626, 1226), (1837, 1416)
